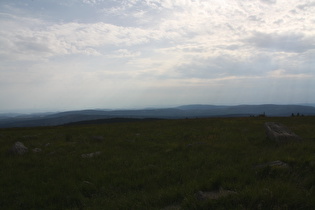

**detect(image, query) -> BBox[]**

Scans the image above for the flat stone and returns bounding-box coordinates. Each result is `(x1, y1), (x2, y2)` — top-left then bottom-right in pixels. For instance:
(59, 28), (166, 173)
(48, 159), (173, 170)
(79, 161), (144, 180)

(264, 122), (302, 143)
(32, 148), (42, 153)
(255, 160), (289, 169)
(267, 160), (289, 168)
(81, 151), (101, 158)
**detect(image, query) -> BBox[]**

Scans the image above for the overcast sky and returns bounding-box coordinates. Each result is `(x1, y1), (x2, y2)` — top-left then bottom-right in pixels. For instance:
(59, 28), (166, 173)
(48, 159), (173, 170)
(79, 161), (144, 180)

(0, 0), (314, 112)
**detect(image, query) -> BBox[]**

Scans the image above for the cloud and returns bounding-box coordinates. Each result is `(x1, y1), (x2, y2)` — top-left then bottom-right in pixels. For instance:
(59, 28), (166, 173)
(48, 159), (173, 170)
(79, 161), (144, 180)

(0, 14), (180, 61)
(247, 15), (264, 22)
(297, 2), (315, 10)
(82, 0), (105, 5)
(245, 32), (315, 53)
(172, 52), (276, 79)
(260, 0), (277, 5)
(109, 49), (141, 58)
(1, 0), (315, 111)
(267, 69), (311, 78)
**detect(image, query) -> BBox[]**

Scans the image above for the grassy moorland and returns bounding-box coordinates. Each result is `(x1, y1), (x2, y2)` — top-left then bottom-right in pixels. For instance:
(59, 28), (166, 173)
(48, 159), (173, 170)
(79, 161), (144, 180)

(1, 116), (315, 209)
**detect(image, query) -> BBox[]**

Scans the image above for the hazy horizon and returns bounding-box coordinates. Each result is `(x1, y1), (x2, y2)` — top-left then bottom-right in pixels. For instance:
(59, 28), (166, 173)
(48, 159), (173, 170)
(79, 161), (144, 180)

(1, 0), (314, 112)
(1, 103), (315, 115)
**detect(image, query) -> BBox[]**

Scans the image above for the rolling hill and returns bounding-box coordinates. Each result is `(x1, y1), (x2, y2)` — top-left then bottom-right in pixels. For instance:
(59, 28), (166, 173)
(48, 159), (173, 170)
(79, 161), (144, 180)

(0, 104), (315, 128)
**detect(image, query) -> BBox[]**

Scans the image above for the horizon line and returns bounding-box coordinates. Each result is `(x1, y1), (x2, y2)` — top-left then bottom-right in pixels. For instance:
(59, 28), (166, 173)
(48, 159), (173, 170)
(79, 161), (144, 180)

(1, 103), (315, 115)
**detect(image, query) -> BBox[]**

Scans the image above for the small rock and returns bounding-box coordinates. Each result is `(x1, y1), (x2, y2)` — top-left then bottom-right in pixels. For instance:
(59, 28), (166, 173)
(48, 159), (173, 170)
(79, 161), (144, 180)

(83, 181), (93, 185)
(9, 141), (28, 155)
(32, 148), (42, 153)
(196, 188), (237, 200)
(267, 160), (289, 168)
(91, 136), (104, 141)
(161, 204), (181, 210)
(81, 151), (101, 158)
(255, 160), (289, 169)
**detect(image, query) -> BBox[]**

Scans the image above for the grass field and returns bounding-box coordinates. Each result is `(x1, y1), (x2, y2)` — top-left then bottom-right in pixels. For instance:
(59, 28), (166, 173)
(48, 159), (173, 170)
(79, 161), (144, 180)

(1, 116), (315, 209)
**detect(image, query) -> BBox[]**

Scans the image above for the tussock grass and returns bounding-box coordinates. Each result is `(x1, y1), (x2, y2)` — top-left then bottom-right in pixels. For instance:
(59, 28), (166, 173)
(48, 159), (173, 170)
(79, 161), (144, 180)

(1, 117), (315, 209)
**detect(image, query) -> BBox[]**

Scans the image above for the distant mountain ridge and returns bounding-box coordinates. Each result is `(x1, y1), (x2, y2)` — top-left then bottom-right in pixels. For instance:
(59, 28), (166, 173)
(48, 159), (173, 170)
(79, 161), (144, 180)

(0, 104), (315, 128)
(176, 104), (228, 110)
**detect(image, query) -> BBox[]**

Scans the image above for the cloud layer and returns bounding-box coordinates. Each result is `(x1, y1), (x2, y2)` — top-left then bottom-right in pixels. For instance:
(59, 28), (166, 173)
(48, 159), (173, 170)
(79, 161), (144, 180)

(0, 0), (314, 112)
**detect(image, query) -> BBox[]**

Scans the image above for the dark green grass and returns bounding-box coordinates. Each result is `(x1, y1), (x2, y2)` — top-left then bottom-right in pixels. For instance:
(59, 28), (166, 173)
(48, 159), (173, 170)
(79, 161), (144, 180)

(1, 117), (315, 209)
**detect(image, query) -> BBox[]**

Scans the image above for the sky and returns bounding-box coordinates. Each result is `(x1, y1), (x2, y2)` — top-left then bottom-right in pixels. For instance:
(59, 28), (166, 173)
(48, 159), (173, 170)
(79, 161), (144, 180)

(0, 0), (315, 112)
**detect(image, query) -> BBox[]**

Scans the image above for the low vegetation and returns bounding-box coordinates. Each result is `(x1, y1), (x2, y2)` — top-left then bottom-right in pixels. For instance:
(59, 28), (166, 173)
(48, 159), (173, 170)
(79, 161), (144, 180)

(1, 116), (315, 209)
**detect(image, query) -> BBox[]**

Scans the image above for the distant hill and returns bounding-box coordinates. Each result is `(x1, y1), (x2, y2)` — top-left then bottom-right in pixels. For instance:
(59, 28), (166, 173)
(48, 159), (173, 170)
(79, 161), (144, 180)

(176, 104), (228, 110)
(299, 103), (315, 107)
(0, 104), (315, 128)
(64, 118), (163, 126)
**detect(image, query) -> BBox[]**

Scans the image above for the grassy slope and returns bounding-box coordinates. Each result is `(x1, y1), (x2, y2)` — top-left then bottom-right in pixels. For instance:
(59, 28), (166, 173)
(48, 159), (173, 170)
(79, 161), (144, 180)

(0, 117), (315, 209)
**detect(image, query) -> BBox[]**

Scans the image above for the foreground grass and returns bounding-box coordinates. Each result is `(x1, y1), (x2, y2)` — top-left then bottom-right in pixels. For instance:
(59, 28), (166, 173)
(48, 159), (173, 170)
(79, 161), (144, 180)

(1, 117), (315, 209)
